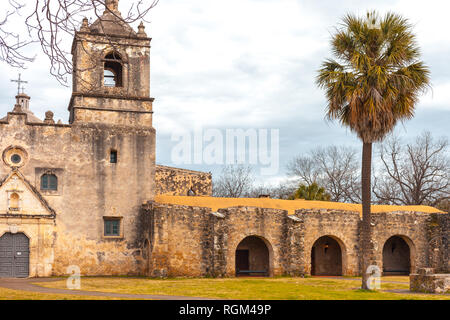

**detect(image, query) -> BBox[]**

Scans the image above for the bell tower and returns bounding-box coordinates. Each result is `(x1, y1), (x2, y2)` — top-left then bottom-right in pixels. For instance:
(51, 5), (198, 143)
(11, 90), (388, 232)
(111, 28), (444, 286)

(69, 0), (153, 127)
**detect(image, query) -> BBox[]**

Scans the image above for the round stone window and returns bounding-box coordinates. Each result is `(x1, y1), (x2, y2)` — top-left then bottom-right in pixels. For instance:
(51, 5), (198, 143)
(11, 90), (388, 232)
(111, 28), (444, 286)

(11, 154), (22, 164)
(2, 146), (28, 168)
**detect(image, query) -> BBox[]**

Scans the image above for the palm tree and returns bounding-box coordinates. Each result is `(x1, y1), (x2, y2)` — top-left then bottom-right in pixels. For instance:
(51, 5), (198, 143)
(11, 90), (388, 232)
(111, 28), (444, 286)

(289, 183), (331, 201)
(316, 11), (430, 289)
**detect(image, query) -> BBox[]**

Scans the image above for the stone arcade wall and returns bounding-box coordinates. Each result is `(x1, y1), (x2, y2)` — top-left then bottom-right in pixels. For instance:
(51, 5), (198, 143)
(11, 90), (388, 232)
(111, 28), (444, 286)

(294, 209), (361, 276)
(371, 211), (441, 274)
(144, 202), (448, 278)
(155, 165), (212, 197)
(145, 203), (304, 277)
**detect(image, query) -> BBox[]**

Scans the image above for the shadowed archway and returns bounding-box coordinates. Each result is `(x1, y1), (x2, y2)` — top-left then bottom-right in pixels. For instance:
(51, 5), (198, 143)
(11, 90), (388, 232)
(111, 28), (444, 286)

(382, 236), (412, 275)
(311, 236), (344, 276)
(235, 236), (271, 277)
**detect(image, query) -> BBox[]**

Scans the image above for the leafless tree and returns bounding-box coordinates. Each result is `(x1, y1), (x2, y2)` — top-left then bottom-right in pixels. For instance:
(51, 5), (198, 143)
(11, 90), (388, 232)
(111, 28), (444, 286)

(286, 156), (318, 187)
(0, 1), (35, 68)
(0, 0), (158, 85)
(373, 132), (449, 207)
(287, 146), (361, 203)
(213, 165), (255, 198)
(247, 181), (297, 199)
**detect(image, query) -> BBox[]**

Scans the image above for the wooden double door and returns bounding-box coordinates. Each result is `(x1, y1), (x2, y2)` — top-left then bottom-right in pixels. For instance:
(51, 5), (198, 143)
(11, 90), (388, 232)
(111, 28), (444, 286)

(0, 233), (29, 278)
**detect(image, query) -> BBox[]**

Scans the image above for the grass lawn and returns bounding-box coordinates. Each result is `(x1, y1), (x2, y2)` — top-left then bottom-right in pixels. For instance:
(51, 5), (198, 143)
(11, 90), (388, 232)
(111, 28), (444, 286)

(0, 287), (127, 300)
(34, 276), (450, 300)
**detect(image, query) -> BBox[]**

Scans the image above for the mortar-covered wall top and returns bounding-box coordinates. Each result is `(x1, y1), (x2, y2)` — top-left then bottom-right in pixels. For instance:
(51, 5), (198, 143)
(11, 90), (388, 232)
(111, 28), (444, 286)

(154, 195), (445, 216)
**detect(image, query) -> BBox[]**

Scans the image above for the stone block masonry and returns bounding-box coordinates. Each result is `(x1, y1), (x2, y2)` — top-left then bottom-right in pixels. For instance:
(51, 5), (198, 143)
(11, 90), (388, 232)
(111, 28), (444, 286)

(155, 165), (212, 197)
(143, 201), (449, 278)
(410, 268), (450, 293)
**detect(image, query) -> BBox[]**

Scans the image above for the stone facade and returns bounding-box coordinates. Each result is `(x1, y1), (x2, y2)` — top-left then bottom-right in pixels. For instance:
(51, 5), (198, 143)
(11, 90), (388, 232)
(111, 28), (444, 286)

(0, 1), (154, 277)
(155, 165), (212, 196)
(143, 202), (449, 278)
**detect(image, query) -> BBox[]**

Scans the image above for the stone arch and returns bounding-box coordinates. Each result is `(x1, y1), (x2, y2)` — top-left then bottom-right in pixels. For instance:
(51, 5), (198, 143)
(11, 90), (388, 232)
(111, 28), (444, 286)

(382, 235), (415, 275)
(311, 235), (347, 276)
(9, 192), (20, 210)
(235, 235), (273, 277)
(103, 51), (123, 87)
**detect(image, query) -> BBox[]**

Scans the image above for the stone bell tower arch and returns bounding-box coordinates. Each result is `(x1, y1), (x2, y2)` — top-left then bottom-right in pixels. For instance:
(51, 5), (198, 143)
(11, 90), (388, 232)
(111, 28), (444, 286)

(69, 0), (153, 127)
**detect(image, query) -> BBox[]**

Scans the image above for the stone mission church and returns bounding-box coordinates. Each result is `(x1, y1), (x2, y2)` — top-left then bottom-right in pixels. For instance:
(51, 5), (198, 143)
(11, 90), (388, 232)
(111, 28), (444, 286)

(0, 1), (448, 279)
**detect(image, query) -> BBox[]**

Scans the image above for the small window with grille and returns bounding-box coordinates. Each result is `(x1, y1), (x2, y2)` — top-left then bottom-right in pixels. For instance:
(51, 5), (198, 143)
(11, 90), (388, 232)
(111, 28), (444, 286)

(104, 217), (121, 237)
(41, 174), (58, 191)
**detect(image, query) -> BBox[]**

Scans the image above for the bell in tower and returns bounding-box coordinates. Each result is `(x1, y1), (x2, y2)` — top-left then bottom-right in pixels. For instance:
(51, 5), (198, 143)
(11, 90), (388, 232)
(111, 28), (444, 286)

(69, 0), (153, 127)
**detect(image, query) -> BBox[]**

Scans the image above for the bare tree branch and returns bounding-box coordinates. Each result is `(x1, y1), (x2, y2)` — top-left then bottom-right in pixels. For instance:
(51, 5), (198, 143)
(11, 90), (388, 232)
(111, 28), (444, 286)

(287, 146), (361, 203)
(213, 165), (255, 198)
(374, 132), (450, 206)
(0, 0), (158, 85)
(0, 0), (35, 67)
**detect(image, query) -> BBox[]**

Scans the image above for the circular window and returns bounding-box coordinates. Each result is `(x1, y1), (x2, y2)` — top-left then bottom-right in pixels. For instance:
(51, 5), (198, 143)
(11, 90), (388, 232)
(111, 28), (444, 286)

(2, 146), (28, 168)
(11, 154), (21, 164)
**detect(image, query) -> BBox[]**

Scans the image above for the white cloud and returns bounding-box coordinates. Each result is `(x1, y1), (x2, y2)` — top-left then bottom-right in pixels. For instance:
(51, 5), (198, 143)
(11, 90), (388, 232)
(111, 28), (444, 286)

(0, 0), (448, 183)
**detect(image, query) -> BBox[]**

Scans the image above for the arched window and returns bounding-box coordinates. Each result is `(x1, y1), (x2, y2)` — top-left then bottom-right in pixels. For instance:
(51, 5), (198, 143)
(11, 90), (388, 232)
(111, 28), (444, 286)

(10, 193), (20, 210)
(41, 174), (58, 191)
(103, 52), (123, 87)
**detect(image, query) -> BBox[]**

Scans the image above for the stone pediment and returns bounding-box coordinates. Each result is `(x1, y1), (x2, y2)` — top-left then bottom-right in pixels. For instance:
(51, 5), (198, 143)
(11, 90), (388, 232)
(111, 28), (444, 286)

(0, 169), (56, 217)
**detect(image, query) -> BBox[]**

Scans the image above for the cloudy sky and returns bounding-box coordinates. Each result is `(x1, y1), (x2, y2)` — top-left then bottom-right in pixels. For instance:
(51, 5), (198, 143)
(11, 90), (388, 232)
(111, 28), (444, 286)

(0, 0), (449, 184)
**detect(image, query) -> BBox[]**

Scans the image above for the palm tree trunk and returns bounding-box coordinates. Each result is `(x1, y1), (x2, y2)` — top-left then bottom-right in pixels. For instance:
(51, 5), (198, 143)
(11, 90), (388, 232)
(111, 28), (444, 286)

(361, 142), (373, 289)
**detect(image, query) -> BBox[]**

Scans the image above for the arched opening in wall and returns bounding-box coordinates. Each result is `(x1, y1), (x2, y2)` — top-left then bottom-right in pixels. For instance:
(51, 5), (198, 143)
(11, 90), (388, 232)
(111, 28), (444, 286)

(9, 193), (20, 210)
(235, 236), (271, 277)
(103, 52), (123, 87)
(311, 236), (344, 276)
(382, 236), (412, 275)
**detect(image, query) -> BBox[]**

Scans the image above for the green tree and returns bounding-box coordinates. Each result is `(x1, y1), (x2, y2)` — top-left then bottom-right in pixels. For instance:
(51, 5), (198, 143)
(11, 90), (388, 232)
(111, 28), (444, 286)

(289, 183), (331, 201)
(316, 11), (430, 289)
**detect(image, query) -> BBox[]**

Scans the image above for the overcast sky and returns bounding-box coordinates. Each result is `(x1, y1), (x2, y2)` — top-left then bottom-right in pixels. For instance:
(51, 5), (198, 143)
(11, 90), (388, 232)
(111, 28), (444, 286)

(0, 0), (449, 185)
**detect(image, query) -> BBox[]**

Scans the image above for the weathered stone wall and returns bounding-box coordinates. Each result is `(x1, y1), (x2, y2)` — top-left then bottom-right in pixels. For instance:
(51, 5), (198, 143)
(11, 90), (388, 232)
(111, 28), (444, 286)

(71, 33), (151, 98)
(145, 202), (214, 277)
(295, 209), (361, 276)
(428, 213), (450, 273)
(155, 165), (212, 196)
(410, 268), (450, 293)
(146, 202), (448, 278)
(0, 112), (155, 276)
(146, 203), (304, 277)
(371, 211), (435, 274)
(217, 206), (301, 277)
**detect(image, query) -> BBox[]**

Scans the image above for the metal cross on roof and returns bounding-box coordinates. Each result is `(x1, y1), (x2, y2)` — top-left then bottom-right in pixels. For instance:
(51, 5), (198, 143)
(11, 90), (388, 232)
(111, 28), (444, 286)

(11, 73), (28, 95)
